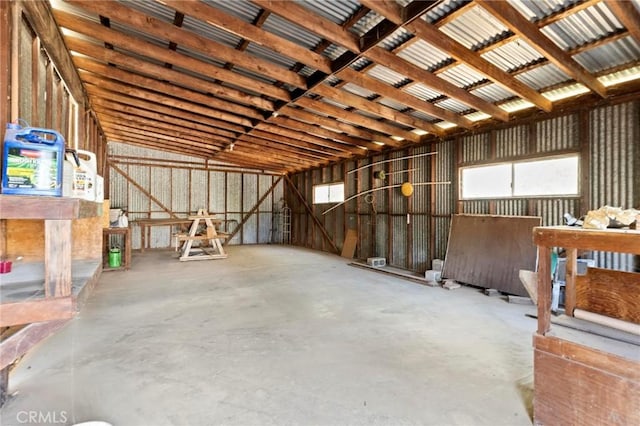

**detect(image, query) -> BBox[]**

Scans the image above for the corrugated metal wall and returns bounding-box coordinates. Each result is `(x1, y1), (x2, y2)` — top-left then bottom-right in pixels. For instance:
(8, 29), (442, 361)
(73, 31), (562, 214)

(288, 100), (638, 274)
(108, 143), (283, 249)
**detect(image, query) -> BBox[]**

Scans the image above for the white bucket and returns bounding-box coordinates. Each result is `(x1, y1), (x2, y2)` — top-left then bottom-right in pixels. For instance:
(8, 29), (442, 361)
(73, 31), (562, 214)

(63, 149), (87, 199)
(77, 149), (97, 201)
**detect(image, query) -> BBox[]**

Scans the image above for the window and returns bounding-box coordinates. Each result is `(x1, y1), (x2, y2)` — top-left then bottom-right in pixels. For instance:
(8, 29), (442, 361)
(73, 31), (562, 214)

(460, 155), (579, 199)
(313, 182), (344, 204)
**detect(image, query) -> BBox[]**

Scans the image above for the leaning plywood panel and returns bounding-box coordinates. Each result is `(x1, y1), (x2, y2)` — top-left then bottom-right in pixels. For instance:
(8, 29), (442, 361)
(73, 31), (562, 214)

(442, 214), (541, 296)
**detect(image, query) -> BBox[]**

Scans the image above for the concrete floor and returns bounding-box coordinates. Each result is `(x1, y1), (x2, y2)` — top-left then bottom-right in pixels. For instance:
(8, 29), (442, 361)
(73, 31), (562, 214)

(1, 246), (536, 426)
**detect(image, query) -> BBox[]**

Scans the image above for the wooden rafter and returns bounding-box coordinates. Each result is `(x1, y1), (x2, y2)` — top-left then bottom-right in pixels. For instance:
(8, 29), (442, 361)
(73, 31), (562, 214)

(604, 0), (640, 45)
(477, 0), (607, 98)
(360, 0), (553, 112)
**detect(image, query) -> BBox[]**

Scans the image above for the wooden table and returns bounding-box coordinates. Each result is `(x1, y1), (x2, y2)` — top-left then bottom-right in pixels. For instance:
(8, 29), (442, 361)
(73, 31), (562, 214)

(102, 227), (131, 271)
(133, 218), (194, 253)
(531, 226), (640, 425)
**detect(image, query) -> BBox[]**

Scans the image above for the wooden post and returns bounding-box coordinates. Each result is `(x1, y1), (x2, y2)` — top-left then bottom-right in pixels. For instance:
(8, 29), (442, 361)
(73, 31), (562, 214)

(44, 220), (72, 298)
(565, 247), (578, 316)
(536, 245), (552, 335)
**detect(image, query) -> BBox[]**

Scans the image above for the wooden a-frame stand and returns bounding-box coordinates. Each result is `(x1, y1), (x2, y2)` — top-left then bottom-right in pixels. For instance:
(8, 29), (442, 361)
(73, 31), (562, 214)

(175, 209), (228, 261)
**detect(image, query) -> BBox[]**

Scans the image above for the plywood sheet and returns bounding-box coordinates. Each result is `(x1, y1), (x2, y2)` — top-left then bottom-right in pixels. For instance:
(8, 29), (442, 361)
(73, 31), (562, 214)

(341, 228), (358, 259)
(442, 214), (541, 296)
(576, 267), (640, 324)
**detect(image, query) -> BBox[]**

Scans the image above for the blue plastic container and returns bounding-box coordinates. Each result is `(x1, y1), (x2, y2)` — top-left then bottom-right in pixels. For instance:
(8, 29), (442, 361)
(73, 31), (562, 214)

(1, 123), (65, 196)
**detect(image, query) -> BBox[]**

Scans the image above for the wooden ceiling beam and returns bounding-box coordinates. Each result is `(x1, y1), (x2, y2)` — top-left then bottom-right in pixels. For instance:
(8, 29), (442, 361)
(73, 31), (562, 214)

(95, 108), (234, 145)
(91, 98), (238, 140)
(78, 62), (259, 126)
(255, 122), (364, 156)
(65, 36), (272, 111)
(74, 57), (256, 126)
(65, 0), (306, 89)
(250, 129), (348, 157)
(270, 115), (380, 151)
(108, 137), (210, 160)
(312, 83), (444, 136)
(280, 106), (400, 146)
(236, 134), (332, 162)
(102, 125), (222, 156)
(229, 144), (319, 168)
(84, 84), (245, 135)
(338, 67), (477, 127)
(80, 71), (249, 131)
(477, 0), (607, 98)
(604, 0), (640, 45)
(360, 0), (553, 112)
(160, 0), (332, 74)
(53, 9), (291, 101)
(251, 0), (360, 52)
(295, 97), (416, 144)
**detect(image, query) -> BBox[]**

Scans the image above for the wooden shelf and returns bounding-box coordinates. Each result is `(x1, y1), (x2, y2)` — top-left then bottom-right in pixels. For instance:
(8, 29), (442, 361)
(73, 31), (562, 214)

(0, 194), (102, 220)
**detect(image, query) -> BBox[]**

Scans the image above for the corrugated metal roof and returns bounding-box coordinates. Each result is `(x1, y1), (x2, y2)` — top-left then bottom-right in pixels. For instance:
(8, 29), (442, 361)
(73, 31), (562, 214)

(342, 82), (377, 99)
(232, 65), (277, 85)
(201, 0), (261, 23)
(174, 45), (227, 68)
(508, 0), (578, 22)
(349, 10), (385, 37)
(298, 65), (316, 77)
(439, 5), (509, 50)
(52, 0), (100, 21)
(435, 98), (471, 114)
(397, 39), (451, 71)
(350, 57), (373, 71)
(404, 83), (443, 102)
(438, 64), (486, 88)
(113, 45), (167, 68)
(573, 36), (640, 74)
(182, 15), (243, 49)
(109, 21), (171, 48)
(366, 64), (409, 86)
(320, 97), (350, 109)
(245, 42), (298, 69)
(323, 43), (349, 61)
(541, 3), (623, 51)
(119, 0), (175, 22)
(542, 82), (589, 101)
(481, 39), (544, 72)
(424, 0), (472, 23)
(378, 97), (409, 111)
(515, 63), (571, 90)
(470, 83), (515, 103)
(378, 27), (413, 51)
(295, 0), (362, 26)
(497, 98), (534, 113)
(410, 109), (438, 122)
(262, 13), (323, 50)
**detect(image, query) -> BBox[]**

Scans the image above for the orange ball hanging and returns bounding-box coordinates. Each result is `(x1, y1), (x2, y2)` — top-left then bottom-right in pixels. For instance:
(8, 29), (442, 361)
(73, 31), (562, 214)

(401, 182), (414, 197)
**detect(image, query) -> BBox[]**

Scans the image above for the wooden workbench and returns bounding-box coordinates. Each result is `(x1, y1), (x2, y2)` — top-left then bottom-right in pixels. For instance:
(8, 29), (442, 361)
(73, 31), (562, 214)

(532, 226), (640, 425)
(133, 218), (193, 252)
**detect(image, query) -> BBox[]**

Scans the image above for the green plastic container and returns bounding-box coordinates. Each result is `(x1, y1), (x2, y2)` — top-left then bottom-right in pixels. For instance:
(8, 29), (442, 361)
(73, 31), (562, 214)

(108, 247), (121, 268)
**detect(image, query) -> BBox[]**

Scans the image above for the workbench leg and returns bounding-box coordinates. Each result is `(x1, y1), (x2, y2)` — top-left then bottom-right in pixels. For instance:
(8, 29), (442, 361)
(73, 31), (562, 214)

(44, 219), (72, 298)
(565, 248), (578, 317)
(0, 366), (8, 407)
(537, 246), (552, 335)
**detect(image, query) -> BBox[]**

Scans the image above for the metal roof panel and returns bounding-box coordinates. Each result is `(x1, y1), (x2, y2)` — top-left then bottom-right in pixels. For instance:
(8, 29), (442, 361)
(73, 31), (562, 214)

(573, 36), (640, 74)
(367, 65), (410, 86)
(470, 83), (515, 103)
(424, 0), (472, 24)
(515, 63), (572, 90)
(262, 13), (323, 50)
(436, 98), (472, 114)
(508, 0), (579, 22)
(439, 5), (510, 50)
(397, 39), (452, 71)
(438, 64), (486, 88)
(245, 42), (298, 69)
(350, 10), (385, 37)
(201, 0), (261, 23)
(481, 39), (544, 72)
(404, 83), (443, 102)
(342, 82), (377, 99)
(294, 0), (362, 25)
(181, 15), (243, 49)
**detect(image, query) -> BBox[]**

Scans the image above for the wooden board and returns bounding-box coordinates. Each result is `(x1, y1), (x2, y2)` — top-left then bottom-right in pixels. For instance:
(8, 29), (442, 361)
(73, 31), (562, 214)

(442, 214), (541, 296)
(576, 267), (640, 324)
(534, 335), (640, 425)
(341, 229), (358, 259)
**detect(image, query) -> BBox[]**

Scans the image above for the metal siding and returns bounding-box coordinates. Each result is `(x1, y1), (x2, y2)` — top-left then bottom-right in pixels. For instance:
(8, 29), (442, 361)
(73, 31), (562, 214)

(536, 198), (579, 227)
(391, 215), (408, 268)
(171, 169), (189, 214)
(209, 171), (226, 213)
(109, 163), (128, 210)
(589, 101), (638, 270)
(242, 213), (258, 244)
(226, 173), (242, 213)
(129, 166), (149, 215)
(150, 167), (171, 212)
(461, 132), (490, 163)
(496, 125), (529, 158)
(412, 146), (431, 214)
(434, 140), (454, 216)
(412, 214), (430, 272)
(535, 114), (578, 153)
(462, 200), (490, 214)
(243, 174), (258, 212)
(375, 213), (388, 259)
(190, 170), (208, 212)
(494, 199), (528, 216)
(434, 216), (451, 261)
(259, 212), (272, 243)
(227, 213), (243, 245)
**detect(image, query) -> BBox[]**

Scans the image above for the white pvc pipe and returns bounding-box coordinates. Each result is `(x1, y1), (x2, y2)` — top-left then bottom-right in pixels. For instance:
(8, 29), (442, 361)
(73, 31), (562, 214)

(573, 309), (640, 336)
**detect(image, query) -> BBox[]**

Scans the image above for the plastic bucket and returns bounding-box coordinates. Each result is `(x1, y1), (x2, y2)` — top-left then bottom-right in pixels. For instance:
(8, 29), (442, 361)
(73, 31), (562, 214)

(108, 247), (121, 268)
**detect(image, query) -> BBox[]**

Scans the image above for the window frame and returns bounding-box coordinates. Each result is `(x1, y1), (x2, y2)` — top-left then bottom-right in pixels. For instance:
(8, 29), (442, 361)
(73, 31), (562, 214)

(313, 182), (345, 204)
(459, 153), (580, 200)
